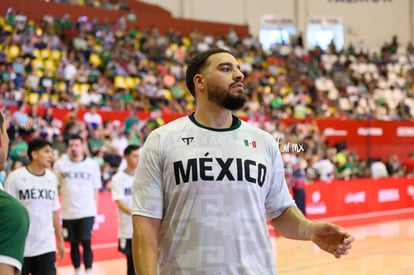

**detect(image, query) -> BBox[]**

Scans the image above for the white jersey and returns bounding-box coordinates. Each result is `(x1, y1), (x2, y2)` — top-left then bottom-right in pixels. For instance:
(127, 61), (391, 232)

(53, 156), (101, 219)
(111, 170), (134, 239)
(4, 167), (60, 257)
(132, 114), (296, 275)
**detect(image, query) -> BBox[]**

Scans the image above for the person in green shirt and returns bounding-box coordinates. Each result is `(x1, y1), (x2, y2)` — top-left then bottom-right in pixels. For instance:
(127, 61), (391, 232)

(0, 110), (30, 275)
(9, 134), (28, 162)
(124, 109), (140, 133)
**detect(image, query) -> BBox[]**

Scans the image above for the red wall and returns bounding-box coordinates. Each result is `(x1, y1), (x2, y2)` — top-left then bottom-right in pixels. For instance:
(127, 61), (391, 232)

(0, 0), (249, 37)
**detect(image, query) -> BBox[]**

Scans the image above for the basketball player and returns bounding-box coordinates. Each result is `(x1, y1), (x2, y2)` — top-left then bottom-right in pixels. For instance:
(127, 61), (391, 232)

(4, 138), (64, 275)
(53, 134), (102, 275)
(111, 145), (140, 275)
(0, 109), (30, 275)
(131, 48), (354, 274)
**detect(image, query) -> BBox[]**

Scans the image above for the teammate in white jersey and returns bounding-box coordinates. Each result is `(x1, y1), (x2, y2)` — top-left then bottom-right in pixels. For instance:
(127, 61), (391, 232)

(131, 48), (354, 275)
(53, 134), (101, 275)
(0, 109), (30, 275)
(112, 144), (140, 275)
(5, 138), (64, 275)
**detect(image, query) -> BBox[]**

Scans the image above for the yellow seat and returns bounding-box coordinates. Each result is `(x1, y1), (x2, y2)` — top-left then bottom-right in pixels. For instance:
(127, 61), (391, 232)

(50, 93), (59, 104)
(114, 75), (126, 89)
(124, 77), (136, 89)
(40, 49), (50, 59)
(89, 53), (102, 66)
(55, 81), (67, 92)
(50, 49), (62, 60)
(93, 44), (103, 52)
(28, 92), (40, 105)
(44, 59), (56, 73)
(7, 45), (20, 60)
(33, 48), (41, 58)
(73, 83), (90, 96)
(32, 59), (44, 70)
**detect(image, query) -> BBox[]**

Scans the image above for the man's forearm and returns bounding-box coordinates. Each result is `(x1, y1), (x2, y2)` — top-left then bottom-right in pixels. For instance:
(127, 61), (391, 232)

(269, 206), (315, 240)
(53, 211), (64, 243)
(132, 215), (161, 275)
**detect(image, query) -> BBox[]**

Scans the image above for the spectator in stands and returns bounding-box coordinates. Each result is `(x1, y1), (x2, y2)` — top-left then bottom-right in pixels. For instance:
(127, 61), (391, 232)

(10, 101), (30, 138)
(88, 129), (105, 156)
(385, 154), (405, 177)
(0, 9), (414, 182)
(370, 158), (389, 179)
(83, 103), (103, 132)
(111, 130), (128, 157)
(310, 152), (335, 182)
(402, 152), (414, 176)
(288, 157), (307, 216)
(63, 56), (77, 93)
(8, 133), (28, 163)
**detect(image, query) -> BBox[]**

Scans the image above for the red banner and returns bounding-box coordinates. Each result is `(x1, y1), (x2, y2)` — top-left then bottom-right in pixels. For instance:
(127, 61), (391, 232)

(316, 119), (414, 160)
(5, 104), (414, 160)
(57, 177), (414, 265)
(306, 177), (414, 220)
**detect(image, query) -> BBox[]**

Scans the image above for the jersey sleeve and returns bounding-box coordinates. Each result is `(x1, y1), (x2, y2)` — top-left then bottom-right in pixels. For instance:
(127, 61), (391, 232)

(111, 173), (124, 201)
(52, 159), (63, 188)
(4, 172), (17, 198)
(50, 171), (61, 212)
(264, 135), (296, 221)
(132, 131), (164, 219)
(90, 160), (102, 190)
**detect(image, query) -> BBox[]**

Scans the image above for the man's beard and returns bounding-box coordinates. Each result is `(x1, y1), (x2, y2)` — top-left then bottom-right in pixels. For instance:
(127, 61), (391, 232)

(207, 83), (247, 111)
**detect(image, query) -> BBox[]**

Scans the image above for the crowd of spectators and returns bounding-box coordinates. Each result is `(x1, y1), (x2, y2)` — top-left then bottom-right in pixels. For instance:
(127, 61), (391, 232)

(1, 7), (414, 189)
(48, 0), (128, 10)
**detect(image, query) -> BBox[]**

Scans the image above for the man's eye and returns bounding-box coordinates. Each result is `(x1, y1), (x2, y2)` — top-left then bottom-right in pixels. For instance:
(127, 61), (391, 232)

(221, 66), (231, 72)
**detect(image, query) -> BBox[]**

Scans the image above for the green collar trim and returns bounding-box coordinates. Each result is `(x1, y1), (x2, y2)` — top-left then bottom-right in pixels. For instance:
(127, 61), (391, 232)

(188, 112), (241, 132)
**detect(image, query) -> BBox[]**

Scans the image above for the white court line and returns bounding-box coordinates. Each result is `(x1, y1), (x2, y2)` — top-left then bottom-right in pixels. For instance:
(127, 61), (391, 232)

(315, 207), (414, 222)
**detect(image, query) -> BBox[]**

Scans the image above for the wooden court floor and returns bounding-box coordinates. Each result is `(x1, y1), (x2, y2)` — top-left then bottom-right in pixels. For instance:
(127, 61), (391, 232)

(58, 218), (414, 275)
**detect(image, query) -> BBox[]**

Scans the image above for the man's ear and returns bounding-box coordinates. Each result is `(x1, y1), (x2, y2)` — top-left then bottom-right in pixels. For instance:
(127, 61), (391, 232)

(194, 75), (204, 89)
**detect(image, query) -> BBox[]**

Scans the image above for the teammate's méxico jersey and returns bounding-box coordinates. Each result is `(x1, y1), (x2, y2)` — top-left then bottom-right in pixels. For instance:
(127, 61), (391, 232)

(111, 170), (134, 239)
(53, 156), (101, 219)
(4, 167), (60, 257)
(132, 114), (296, 275)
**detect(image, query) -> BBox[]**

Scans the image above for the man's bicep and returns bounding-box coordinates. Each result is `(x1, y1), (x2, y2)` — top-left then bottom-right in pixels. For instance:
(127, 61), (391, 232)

(132, 215), (162, 236)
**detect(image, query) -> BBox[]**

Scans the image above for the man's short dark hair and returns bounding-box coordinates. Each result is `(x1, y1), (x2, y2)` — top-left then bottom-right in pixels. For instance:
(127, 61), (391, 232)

(68, 134), (84, 144)
(124, 144), (140, 156)
(185, 48), (232, 97)
(27, 138), (52, 161)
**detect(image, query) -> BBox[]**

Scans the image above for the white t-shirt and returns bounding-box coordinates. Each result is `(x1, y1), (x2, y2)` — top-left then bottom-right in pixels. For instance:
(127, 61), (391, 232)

(132, 114), (296, 275)
(371, 161), (389, 179)
(4, 167), (60, 257)
(111, 170), (134, 239)
(83, 112), (103, 129)
(53, 157), (101, 219)
(111, 135), (129, 156)
(312, 159), (335, 182)
(63, 63), (77, 81)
